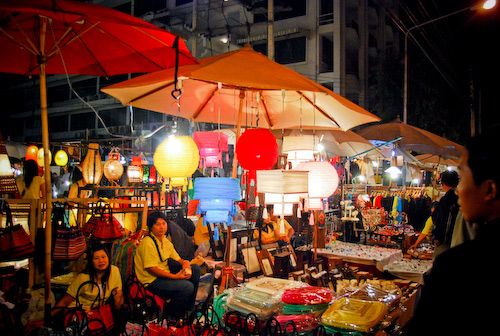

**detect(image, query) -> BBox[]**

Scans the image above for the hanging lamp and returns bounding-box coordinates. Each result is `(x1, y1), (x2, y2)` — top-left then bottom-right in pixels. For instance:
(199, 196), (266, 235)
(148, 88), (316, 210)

(54, 149), (68, 167)
(104, 147), (124, 182)
(81, 143), (103, 185)
(295, 161), (339, 210)
(194, 177), (241, 224)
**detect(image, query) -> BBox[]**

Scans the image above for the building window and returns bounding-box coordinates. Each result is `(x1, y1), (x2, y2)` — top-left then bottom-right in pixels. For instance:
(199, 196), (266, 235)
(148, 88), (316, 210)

(176, 0), (192, 6)
(71, 78), (97, 99)
(254, 0), (307, 23)
(49, 115), (68, 132)
(70, 113), (95, 131)
(98, 108), (127, 128)
(320, 34), (334, 73)
(276, 36), (306, 64)
(135, 1), (168, 16)
(253, 36), (306, 64)
(321, 82), (334, 91)
(48, 85), (69, 105)
(319, 0), (334, 25)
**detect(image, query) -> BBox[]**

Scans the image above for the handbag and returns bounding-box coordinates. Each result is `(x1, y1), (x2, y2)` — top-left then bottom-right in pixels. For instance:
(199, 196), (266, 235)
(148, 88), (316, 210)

(52, 203), (86, 261)
(65, 280), (115, 333)
(0, 200), (35, 261)
(86, 202), (123, 241)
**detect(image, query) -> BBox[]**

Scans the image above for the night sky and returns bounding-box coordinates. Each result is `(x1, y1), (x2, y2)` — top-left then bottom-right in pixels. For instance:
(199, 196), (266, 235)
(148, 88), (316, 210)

(399, 0), (500, 141)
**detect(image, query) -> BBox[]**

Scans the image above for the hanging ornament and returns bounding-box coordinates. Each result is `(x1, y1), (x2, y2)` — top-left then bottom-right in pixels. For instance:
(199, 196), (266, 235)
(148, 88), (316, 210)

(26, 145), (38, 161)
(54, 149), (68, 167)
(36, 148), (52, 168)
(127, 156), (143, 183)
(81, 143), (103, 185)
(104, 147), (124, 182)
(149, 165), (157, 185)
(153, 135), (199, 191)
(236, 128), (278, 171)
(193, 131), (229, 170)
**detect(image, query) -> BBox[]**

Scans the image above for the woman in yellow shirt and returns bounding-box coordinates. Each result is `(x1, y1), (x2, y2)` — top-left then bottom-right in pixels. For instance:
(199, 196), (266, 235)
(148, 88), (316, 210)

(53, 244), (123, 312)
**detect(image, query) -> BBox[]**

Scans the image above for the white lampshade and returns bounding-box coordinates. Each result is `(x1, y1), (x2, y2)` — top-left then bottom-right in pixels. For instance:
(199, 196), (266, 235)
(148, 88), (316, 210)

(256, 170), (309, 194)
(282, 135), (317, 152)
(265, 193), (303, 204)
(0, 154), (13, 177)
(307, 198), (324, 211)
(273, 203), (294, 216)
(295, 161), (339, 199)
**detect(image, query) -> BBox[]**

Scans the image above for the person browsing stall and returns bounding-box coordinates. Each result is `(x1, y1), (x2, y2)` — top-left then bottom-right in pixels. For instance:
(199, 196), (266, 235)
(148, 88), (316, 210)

(405, 132), (500, 335)
(134, 211), (201, 319)
(15, 159), (45, 199)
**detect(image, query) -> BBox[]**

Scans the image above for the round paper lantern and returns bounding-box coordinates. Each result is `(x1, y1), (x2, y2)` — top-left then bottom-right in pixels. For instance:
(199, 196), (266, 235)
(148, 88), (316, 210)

(154, 136), (199, 179)
(37, 148), (52, 167)
(54, 150), (68, 166)
(236, 128), (278, 170)
(295, 161), (339, 199)
(104, 148), (124, 182)
(26, 145), (38, 161)
(81, 143), (103, 185)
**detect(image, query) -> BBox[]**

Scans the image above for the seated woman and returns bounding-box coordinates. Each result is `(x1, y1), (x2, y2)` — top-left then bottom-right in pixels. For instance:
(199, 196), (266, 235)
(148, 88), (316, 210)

(134, 211), (201, 319)
(52, 244), (123, 329)
(253, 205), (295, 245)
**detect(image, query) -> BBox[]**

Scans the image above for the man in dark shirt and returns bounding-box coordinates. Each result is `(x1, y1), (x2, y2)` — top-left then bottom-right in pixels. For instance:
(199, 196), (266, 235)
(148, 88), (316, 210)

(431, 170), (459, 256)
(405, 133), (500, 335)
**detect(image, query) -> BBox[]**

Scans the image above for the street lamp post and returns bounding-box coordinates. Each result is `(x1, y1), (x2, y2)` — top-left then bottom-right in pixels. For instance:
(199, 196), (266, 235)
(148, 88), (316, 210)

(402, 0), (496, 124)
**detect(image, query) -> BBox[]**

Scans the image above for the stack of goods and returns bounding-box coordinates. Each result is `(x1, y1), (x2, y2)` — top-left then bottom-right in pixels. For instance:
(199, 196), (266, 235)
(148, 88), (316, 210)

(348, 284), (401, 308)
(281, 286), (333, 316)
(225, 277), (307, 320)
(383, 258), (433, 284)
(321, 297), (388, 333)
(225, 288), (282, 320)
(335, 278), (401, 297)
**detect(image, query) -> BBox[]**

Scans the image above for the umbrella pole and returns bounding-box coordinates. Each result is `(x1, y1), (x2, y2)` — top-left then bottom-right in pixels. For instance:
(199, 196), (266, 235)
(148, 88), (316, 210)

(39, 20), (54, 325)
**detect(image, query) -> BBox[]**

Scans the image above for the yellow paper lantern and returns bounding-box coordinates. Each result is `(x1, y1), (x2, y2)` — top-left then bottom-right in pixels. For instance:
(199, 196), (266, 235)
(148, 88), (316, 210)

(154, 136), (199, 181)
(37, 148), (52, 167)
(54, 150), (68, 167)
(81, 143), (103, 185)
(26, 145), (38, 161)
(104, 148), (124, 182)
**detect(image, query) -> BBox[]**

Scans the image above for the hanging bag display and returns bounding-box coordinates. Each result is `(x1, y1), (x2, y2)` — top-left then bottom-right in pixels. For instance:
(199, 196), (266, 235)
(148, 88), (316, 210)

(0, 200), (35, 261)
(52, 203), (87, 261)
(85, 201), (123, 241)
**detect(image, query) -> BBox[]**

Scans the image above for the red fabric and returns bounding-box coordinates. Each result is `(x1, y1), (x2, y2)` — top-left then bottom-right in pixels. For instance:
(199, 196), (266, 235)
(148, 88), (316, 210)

(236, 129), (278, 170)
(187, 199), (199, 216)
(0, 0), (197, 76)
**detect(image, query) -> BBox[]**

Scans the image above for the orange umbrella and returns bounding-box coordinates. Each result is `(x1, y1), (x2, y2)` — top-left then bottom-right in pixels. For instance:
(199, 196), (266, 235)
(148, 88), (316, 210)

(102, 45), (380, 131)
(356, 119), (463, 158)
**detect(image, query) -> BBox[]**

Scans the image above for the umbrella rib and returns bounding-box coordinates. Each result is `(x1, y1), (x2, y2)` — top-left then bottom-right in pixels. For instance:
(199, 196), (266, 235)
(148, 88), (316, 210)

(129, 80), (177, 104)
(259, 92), (273, 128)
(0, 14), (38, 56)
(297, 91), (341, 128)
(192, 87), (219, 120)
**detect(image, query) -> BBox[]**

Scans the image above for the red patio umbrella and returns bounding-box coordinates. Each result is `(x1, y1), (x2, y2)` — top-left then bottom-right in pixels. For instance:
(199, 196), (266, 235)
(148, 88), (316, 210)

(0, 0), (196, 320)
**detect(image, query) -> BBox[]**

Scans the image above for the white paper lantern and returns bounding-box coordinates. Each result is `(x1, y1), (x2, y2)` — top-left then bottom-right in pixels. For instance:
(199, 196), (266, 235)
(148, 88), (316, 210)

(295, 161), (339, 199)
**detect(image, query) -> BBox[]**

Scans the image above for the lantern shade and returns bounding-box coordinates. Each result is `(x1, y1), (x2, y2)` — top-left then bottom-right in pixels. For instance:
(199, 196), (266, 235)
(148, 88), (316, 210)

(307, 198), (324, 211)
(287, 150), (315, 169)
(273, 203), (294, 216)
(296, 161), (339, 199)
(154, 136), (199, 178)
(26, 145), (38, 161)
(104, 160), (124, 181)
(282, 135), (318, 152)
(54, 150), (68, 166)
(37, 148), (52, 167)
(257, 170), (309, 194)
(0, 154), (13, 177)
(81, 143), (103, 185)
(193, 131), (229, 169)
(265, 193), (303, 204)
(194, 177), (241, 224)
(127, 165), (143, 183)
(236, 128), (278, 170)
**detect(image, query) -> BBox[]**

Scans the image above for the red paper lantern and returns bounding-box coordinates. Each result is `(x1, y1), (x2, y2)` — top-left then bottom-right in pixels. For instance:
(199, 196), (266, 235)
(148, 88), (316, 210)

(236, 128), (278, 170)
